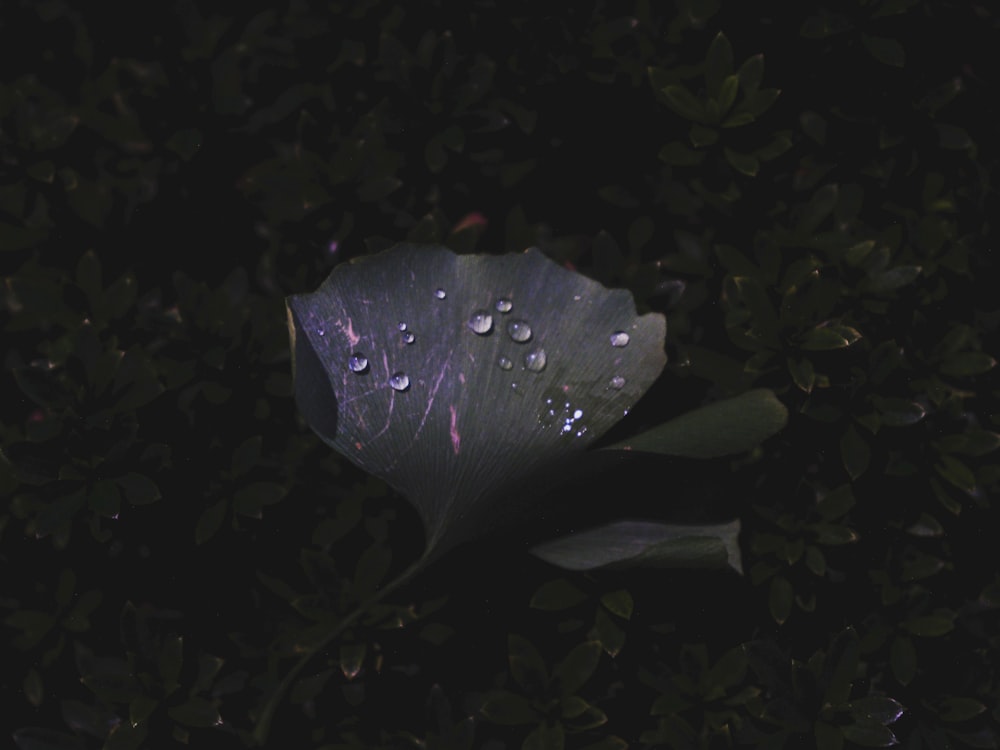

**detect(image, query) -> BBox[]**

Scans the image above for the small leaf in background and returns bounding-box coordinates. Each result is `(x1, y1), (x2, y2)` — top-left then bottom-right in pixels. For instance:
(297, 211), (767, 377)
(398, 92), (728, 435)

(862, 34), (906, 68)
(115, 472), (161, 506)
(800, 324), (862, 351)
(195, 499), (228, 544)
(552, 640), (602, 696)
(479, 690), (537, 725)
(768, 575), (793, 624)
(530, 579), (589, 611)
(508, 634), (548, 694)
(939, 351), (996, 377)
(840, 425), (871, 480)
(339, 642), (366, 680)
(592, 607), (626, 657)
(600, 589), (634, 620)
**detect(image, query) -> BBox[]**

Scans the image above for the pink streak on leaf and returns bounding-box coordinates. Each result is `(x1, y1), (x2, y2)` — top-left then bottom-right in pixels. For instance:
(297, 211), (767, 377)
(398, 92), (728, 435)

(338, 317), (360, 347)
(449, 405), (461, 455)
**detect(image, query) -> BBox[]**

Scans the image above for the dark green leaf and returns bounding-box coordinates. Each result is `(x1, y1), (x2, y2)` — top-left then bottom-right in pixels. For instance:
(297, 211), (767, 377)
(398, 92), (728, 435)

(116, 473), (161, 506)
(872, 397), (926, 426)
(737, 54), (764, 94)
(524, 722), (565, 750)
(351, 543), (392, 600)
(509, 634), (548, 693)
(788, 357), (816, 393)
(757, 134), (793, 160)
(661, 85), (706, 123)
(934, 696), (986, 723)
(816, 485), (855, 521)
(840, 425), (870, 480)
(479, 690), (536, 725)
(339, 642), (366, 680)
(232, 481), (285, 518)
(705, 33), (734, 98)
(866, 265), (922, 293)
(800, 324), (862, 351)
(890, 636), (916, 685)
(862, 34), (905, 67)
(552, 641), (602, 696)
(658, 141), (704, 166)
(724, 148), (760, 176)
(12, 728), (86, 750)
(902, 614), (954, 637)
(231, 436), (262, 477)
(822, 628), (859, 707)
(935, 455), (976, 493)
(848, 696), (905, 725)
(593, 607), (625, 657)
(797, 185), (839, 235)
(195, 499), (228, 545)
(939, 352), (995, 377)
(716, 74), (739, 114)
(800, 13), (852, 38)
(165, 129), (202, 161)
(769, 576), (793, 624)
(530, 579), (589, 611)
(600, 589), (633, 620)
(607, 389), (787, 458)
(167, 698), (221, 728)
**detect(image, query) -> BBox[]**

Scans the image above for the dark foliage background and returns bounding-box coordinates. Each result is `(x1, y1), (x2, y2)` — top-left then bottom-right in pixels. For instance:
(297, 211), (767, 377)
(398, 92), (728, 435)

(2, 1), (998, 748)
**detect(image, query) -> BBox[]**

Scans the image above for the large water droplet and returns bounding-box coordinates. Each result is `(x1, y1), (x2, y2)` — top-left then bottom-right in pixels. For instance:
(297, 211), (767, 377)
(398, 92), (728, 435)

(434, 288), (446, 299)
(389, 372), (410, 391)
(348, 353), (369, 373)
(524, 348), (547, 372)
(402, 331), (415, 344)
(610, 375), (626, 389)
(495, 298), (513, 313)
(610, 331), (630, 347)
(468, 310), (493, 334)
(506, 319), (532, 342)
(498, 356), (513, 371)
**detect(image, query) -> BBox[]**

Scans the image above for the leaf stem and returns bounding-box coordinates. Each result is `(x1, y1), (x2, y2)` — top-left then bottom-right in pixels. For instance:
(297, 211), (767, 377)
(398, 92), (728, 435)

(251, 550), (432, 746)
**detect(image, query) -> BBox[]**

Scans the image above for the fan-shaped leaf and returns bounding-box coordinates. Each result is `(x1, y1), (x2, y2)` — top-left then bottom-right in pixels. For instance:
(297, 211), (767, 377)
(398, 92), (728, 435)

(287, 244), (667, 557)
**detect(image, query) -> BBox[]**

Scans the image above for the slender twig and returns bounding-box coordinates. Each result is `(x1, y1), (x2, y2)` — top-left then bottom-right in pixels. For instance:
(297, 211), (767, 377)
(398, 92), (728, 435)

(251, 551), (432, 746)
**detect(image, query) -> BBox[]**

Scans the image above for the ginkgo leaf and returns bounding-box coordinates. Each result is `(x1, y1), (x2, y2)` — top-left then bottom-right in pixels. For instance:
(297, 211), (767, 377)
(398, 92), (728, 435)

(530, 519), (743, 574)
(287, 244), (667, 558)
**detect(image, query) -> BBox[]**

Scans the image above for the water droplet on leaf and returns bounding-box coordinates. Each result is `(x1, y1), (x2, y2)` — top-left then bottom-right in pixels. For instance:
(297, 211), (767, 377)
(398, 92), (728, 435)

(348, 353), (369, 373)
(610, 375), (625, 389)
(398, 322), (408, 332)
(402, 331), (415, 344)
(498, 356), (513, 370)
(524, 348), (547, 372)
(610, 331), (630, 347)
(468, 310), (493, 334)
(506, 319), (532, 342)
(389, 372), (410, 391)
(495, 298), (513, 313)
(434, 288), (446, 299)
